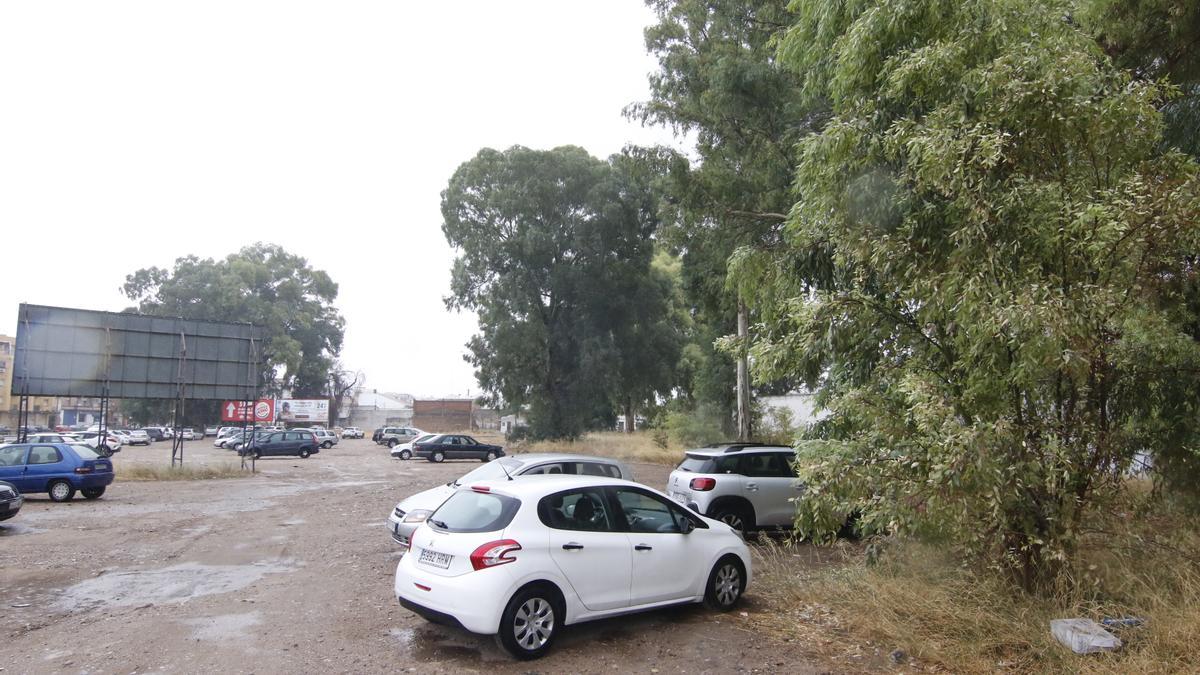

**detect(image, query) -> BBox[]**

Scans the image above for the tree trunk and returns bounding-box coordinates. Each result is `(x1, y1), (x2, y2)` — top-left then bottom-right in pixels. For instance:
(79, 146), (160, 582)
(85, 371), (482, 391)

(736, 301), (752, 441)
(624, 398), (634, 434)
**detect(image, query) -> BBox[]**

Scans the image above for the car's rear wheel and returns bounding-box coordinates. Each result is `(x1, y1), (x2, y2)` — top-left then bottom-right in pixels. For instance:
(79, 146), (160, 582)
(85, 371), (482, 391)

(82, 487), (105, 500)
(431, 451), (445, 463)
(484, 451), (498, 462)
(299, 449), (311, 459)
(321, 441), (332, 449)
(253, 450), (263, 460)
(388, 439), (398, 448)
(704, 555), (746, 611)
(712, 504), (752, 534)
(496, 584), (561, 660)
(97, 445), (112, 457)
(399, 449), (412, 460)
(48, 480), (76, 503)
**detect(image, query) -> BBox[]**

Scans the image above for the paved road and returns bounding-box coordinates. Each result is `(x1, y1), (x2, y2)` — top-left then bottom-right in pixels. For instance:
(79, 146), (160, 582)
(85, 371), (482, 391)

(0, 438), (822, 674)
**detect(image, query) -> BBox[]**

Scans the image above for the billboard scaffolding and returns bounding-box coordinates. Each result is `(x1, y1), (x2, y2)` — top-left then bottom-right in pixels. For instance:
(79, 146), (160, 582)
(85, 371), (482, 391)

(13, 304), (264, 467)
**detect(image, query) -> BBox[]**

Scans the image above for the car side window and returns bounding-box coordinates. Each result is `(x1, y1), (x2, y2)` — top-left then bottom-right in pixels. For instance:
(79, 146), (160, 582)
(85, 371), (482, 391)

(578, 462), (616, 477)
(523, 463), (566, 475)
(613, 489), (683, 534)
(29, 445), (63, 465)
(538, 489), (613, 532)
(777, 452), (798, 478)
(712, 455), (740, 474)
(0, 445), (27, 466)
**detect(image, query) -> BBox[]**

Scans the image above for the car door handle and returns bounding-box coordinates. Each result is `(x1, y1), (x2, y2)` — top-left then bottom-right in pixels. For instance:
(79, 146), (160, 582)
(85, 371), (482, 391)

(562, 543), (584, 550)
(746, 482), (759, 491)
(634, 544), (653, 551)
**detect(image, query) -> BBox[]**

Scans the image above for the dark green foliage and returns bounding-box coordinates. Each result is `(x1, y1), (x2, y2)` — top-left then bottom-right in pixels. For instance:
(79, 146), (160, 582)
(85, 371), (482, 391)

(123, 243), (345, 397)
(442, 146), (681, 440)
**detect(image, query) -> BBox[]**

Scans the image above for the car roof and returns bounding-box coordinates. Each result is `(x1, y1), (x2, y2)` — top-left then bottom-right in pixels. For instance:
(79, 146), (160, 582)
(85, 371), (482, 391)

(507, 452), (622, 465)
(464, 475), (648, 498)
(685, 442), (794, 457)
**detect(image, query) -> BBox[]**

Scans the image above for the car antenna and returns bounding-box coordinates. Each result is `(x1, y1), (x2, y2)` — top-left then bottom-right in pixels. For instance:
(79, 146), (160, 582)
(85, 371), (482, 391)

(499, 457), (514, 481)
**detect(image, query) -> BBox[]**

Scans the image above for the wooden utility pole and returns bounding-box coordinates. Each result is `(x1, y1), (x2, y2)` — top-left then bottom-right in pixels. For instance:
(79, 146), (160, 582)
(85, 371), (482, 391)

(736, 301), (751, 441)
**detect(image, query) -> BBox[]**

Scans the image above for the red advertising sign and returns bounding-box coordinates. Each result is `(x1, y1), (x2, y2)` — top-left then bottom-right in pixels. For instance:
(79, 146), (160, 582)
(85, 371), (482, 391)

(221, 399), (276, 423)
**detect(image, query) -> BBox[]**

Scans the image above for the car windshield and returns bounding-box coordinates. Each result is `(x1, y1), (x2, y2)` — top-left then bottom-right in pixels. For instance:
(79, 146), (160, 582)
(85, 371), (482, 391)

(70, 444), (100, 459)
(429, 490), (521, 533)
(452, 458), (522, 486)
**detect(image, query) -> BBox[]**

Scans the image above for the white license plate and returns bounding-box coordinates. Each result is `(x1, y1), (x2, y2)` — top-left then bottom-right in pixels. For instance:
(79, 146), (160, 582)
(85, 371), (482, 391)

(669, 491), (687, 504)
(419, 548), (452, 569)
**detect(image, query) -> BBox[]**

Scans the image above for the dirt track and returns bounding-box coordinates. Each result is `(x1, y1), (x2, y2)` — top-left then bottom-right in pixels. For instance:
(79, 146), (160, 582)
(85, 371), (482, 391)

(0, 438), (826, 674)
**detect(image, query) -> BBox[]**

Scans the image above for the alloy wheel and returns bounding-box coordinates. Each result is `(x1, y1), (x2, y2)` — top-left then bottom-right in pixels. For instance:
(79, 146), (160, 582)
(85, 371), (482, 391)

(513, 597), (554, 650)
(715, 564), (741, 606)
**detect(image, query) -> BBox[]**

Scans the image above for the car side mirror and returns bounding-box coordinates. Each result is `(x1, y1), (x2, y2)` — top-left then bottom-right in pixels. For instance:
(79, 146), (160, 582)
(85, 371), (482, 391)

(679, 517), (695, 535)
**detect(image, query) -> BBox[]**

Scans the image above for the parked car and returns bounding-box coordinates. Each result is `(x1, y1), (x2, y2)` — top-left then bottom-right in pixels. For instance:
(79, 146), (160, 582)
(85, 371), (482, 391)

(122, 429), (151, 445)
(413, 434), (503, 463)
(394, 475), (750, 659)
(303, 428), (339, 449)
(24, 433), (79, 445)
(390, 433), (438, 461)
(204, 426), (218, 437)
(236, 430), (319, 459)
(74, 431), (122, 456)
(180, 428), (196, 441)
(665, 442), (800, 534)
(372, 428), (384, 443)
(387, 453), (632, 548)
(140, 427), (164, 442)
(342, 427), (364, 439)
(380, 427), (425, 448)
(0, 481), (23, 521)
(0, 443), (115, 502)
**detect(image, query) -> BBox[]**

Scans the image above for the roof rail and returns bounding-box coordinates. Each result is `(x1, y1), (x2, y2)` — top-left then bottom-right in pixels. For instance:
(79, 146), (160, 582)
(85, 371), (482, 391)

(699, 441), (793, 453)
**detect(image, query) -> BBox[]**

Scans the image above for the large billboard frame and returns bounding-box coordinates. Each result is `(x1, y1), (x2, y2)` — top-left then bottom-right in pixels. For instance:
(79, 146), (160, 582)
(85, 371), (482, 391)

(13, 304), (264, 401)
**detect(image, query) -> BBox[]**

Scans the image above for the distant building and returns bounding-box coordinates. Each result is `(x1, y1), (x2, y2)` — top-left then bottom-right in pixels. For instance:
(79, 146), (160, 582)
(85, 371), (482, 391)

(758, 392), (825, 432)
(413, 399), (473, 432)
(350, 389), (414, 431)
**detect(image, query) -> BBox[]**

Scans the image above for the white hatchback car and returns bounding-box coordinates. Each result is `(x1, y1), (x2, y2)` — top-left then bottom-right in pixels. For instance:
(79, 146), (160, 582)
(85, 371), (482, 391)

(394, 475), (750, 659)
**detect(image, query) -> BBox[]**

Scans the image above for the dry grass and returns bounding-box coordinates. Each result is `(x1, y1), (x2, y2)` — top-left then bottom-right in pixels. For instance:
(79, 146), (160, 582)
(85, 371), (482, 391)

(117, 462), (251, 481)
(515, 431), (682, 466)
(752, 492), (1200, 673)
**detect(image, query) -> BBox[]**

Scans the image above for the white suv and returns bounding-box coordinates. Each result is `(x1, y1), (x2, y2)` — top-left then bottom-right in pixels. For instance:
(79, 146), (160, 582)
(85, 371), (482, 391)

(666, 443), (802, 533)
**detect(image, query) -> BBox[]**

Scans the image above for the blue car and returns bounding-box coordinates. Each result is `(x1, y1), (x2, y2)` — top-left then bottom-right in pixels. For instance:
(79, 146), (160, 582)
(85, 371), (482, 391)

(0, 443), (114, 502)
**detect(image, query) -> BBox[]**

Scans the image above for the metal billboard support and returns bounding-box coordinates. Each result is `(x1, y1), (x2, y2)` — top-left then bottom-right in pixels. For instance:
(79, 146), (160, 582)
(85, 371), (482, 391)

(171, 332), (188, 468)
(239, 338), (259, 473)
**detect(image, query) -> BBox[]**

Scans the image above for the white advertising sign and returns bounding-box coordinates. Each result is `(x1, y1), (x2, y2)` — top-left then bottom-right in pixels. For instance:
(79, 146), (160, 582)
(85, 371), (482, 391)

(277, 398), (329, 424)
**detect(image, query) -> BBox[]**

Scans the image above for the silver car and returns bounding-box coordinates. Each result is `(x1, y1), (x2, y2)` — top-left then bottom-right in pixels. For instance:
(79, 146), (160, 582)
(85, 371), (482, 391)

(385, 453), (632, 548)
(666, 443), (801, 533)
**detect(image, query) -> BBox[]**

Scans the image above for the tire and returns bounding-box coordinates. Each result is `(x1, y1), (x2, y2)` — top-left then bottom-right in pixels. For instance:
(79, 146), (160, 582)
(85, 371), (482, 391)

(388, 439), (398, 448)
(82, 487), (105, 500)
(484, 451), (498, 462)
(48, 480), (76, 503)
(704, 555), (746, 611)
(711, 504), (752, 534)
(431, 450), (445, 463)
(399, 449), (412, 460)
(253, 450), (262, 460)
(98, 445), (112, 458)
(321, 441), (332, 449)
(299, 449), (311, 459)
(495, 584), (562, 660)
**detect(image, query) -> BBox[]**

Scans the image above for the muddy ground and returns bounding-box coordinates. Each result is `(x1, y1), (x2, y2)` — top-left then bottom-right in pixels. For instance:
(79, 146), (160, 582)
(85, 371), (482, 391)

(0, 438), (833, 674)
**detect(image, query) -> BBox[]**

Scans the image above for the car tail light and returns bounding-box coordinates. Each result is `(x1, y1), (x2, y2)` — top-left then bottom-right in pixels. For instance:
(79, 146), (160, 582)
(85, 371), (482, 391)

(470, 539), (521, 571)
(471, 485), (490, 493)
(75, 466), (93, 474)
(690, 477), (717, 491)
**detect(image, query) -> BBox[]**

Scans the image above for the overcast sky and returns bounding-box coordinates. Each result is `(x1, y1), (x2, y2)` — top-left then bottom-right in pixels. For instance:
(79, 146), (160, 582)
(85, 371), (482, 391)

(0, 1), (686, 398)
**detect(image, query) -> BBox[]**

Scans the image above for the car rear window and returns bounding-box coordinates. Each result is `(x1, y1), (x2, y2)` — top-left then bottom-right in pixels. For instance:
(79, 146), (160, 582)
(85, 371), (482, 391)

(676, 453), (738, 474)
(429, 490), (521, 533)
(70, 444), (100, 459)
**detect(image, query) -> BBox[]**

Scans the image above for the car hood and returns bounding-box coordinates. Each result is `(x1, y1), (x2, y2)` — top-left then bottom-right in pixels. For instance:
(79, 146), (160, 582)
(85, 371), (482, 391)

(395, 483), (457, 513)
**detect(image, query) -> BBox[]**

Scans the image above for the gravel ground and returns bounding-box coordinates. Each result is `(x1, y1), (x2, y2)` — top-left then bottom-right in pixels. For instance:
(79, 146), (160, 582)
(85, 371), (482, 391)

(0, 438), (827, 674)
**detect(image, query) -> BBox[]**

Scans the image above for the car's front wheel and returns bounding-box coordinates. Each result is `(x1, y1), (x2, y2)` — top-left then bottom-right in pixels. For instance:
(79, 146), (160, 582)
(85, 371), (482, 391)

(399, 449), (412, 460)
(48, 480), (76, 503)
(253, 450), (263, 460)
(711, 504), (752, 534)
(496, 585), (561, 660)
(704, 555), (746, 611)
(82, 487), (105, 500)
(388, 439), (398, 448)
(97, 445), (112, 457)
(484, 451), (498, 462)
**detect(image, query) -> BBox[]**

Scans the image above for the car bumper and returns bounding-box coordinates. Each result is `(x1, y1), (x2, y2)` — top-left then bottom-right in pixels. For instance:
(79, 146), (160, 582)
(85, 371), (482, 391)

(74, 473), (115, 489)
(385, 513), (416, 548)
(0, 496), (23, 520)
(394, 554), (506, 635)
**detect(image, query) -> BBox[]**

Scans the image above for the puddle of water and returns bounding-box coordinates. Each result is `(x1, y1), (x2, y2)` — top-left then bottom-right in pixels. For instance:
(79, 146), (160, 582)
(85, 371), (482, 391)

(0, 522), (44, 536)
(182, 611), (262, 641)
(54, 559), (296, 611)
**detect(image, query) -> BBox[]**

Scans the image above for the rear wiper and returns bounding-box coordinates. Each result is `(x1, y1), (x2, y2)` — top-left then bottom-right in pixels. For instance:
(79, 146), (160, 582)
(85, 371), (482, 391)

(429, 519), (448, 529)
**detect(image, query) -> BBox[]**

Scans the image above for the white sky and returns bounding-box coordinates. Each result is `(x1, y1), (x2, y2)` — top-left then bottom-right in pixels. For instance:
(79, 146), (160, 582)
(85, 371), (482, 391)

(0, 1), (686, 398)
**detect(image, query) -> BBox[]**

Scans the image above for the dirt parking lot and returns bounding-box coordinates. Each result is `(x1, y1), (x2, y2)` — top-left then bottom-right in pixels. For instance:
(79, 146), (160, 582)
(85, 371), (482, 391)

(0, 438), (828, 674)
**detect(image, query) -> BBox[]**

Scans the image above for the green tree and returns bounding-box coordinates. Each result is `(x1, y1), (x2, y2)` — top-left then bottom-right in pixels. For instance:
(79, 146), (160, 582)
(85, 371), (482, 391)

(633, 0), (824, 433)
(123, 243), (345, 398)
(744, 0), (1200, 588)
(442, 146), (675, 439)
